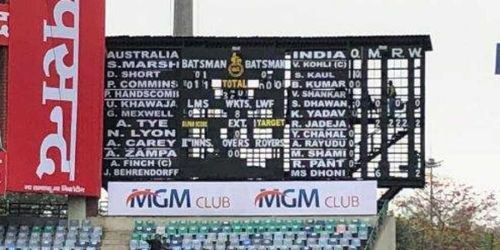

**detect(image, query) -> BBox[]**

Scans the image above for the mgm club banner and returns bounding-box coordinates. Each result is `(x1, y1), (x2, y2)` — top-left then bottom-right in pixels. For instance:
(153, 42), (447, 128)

(108, 181), (377, 216)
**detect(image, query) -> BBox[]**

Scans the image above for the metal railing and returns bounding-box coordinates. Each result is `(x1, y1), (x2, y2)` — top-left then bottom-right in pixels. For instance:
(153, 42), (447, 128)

(364, 201), (389, 250)
(0, 202), (68, 218)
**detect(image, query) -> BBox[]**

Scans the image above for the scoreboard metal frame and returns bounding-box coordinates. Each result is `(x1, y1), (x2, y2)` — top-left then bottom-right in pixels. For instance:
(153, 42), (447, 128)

(104, 36), (432, 193)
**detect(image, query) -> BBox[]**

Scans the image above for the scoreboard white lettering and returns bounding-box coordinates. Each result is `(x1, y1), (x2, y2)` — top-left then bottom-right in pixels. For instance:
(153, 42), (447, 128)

(103, 44), (424, 182)
(286, 50), (353, 179)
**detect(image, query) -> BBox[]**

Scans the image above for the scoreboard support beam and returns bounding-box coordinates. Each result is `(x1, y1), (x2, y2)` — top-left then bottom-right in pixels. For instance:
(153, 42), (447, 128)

(360, 51), (369, 178)
(407, 60), (416, 178)
(379, 56), (390, 177)
(378, 186), (402, 210)
(420, 57), (427, 186)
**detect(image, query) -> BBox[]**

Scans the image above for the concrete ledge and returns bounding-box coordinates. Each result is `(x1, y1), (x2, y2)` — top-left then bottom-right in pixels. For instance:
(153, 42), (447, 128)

(90, 215), (377, 232)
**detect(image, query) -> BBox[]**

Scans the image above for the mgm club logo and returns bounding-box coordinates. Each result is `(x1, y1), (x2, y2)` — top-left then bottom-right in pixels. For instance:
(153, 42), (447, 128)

(228, 52), (244, 78)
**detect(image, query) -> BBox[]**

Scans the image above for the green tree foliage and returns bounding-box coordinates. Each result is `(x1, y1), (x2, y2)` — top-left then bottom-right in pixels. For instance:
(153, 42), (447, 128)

(394, 175), (498, 250)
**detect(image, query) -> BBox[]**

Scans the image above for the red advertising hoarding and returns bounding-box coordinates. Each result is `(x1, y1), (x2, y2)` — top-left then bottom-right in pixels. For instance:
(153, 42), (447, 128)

(5, 0), (104, 197)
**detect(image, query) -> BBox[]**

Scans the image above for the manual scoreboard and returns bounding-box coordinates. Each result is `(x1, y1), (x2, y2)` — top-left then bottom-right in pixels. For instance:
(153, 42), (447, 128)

(104, 36), (432, 188)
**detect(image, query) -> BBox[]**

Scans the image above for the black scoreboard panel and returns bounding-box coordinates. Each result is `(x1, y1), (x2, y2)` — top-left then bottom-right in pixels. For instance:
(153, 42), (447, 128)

(103, 36), (432, 188)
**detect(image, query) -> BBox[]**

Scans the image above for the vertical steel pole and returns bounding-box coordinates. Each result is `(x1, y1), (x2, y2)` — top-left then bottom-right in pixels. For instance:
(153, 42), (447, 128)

(173, 0), (193, 36)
